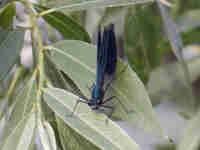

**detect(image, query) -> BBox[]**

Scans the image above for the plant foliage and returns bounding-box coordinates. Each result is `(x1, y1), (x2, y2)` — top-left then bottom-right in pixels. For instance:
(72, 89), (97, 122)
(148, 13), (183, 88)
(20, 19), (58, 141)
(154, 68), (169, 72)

(1, 0), (200, 150)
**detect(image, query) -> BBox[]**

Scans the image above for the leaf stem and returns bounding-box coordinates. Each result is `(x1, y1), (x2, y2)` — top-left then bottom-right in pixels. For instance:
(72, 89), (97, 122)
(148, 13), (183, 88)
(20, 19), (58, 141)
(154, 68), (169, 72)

(23, 1), (45, 107)
(6, 66), (24, 99)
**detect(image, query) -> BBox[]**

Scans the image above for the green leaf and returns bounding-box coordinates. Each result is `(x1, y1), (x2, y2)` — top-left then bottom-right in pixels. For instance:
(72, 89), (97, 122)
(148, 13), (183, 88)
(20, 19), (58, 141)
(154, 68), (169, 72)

(44, 53), (72, 90)
(2, 112), (36, 150)
(47, 40), (165, 137)
(43, 87), (140, 150)
(0, 67), (28, 108)
(177, 111), (200, 150)
(48, 120), (66, 150)
(157, 0), (183, 60)
(34, 5), (91, 43)
(1, 72), (37, 144)
(157, 0), (196, 110)
(0, 29), (25, 80)
(47, 40), (96, 97)
(27, 130), (37, 150)
(38, 120), (57, 150)
(56, 116), (100, 150)
(0, 102), (15, 143)
(0, 2), (16, 29)
(44, 121), (57, 150)
(40, 0), (154, 14)
(112, 60), (164, 136)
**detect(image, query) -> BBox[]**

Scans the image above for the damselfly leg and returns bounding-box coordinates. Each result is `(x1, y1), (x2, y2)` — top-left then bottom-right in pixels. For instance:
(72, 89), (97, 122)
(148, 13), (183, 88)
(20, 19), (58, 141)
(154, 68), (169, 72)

(102, 66), (130, 114)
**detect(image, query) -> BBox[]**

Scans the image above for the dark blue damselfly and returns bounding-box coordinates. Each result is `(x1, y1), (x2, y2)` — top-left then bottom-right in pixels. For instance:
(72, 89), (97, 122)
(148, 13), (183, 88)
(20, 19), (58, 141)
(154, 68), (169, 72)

(73, 24), (127, 115)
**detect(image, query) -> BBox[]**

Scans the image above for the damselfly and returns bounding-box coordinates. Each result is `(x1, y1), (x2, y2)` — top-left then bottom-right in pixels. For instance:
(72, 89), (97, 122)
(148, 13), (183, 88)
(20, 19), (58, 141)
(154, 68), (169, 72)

(73, 24), (126, 115)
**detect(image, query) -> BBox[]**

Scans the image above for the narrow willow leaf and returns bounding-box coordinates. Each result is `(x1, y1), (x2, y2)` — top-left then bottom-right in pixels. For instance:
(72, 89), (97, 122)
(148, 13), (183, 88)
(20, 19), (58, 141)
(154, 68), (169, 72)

(48, 40), (164, 137)
(47, 40), (96, 97)
(0, 68), (31, 123)
(110, 60), (164, 137)
(0, 29), (25, 80)
(48, 120), (66, 150)
(0, 100), (16, 144)
(2, 112), (35, 150)
(39, 0), (154, 15)
(0, 2), (15, 29)
(38, 119), (57, 150)
(1, 72), (37, 143)
(0, 114), (7, 142)
(34, 5), (91, 43)
(156, 0), (183, 60)
(46, 0), (76, 7)
(56, 116), (100, 150)
(177, 111), (200, 150)
(28, 130), (37, 150)
(0, 66), (28, 109)
(16, 113), (36, 150)
(157, 0), (195, 111)
(44, 121), (57, 150)
(43, 87), (140, 150)
(44, 53), (72, 91)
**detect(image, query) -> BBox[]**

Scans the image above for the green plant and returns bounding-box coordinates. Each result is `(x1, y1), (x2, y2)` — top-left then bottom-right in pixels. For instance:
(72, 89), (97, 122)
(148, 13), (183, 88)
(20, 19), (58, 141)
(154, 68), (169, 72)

(1, 0), (200, 150)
